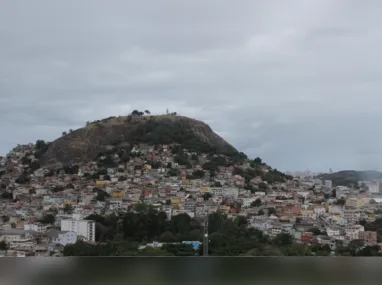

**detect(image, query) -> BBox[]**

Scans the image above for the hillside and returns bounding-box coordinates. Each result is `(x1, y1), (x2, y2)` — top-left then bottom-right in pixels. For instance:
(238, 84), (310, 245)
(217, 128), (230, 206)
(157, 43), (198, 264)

(318, 170), (382, 187)
(39, 114), (240, 168)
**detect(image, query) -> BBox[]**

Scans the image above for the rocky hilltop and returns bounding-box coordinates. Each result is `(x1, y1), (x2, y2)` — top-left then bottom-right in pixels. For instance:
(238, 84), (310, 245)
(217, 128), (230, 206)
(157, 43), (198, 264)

(40, 114), (239, 169)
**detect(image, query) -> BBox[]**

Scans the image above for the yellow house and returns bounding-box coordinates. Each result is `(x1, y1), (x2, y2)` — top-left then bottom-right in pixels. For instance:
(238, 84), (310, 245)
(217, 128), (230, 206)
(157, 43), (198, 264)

(111, 191), (125, 198)
(64, 201), (72, 205)
(367, 215), (376, 222)
(144, 164), (152, 170)
(200, 186), (210, 193)
(96, 180), (105, 186)
(331, 215), (341, 221)
(170, 197), (181, 205)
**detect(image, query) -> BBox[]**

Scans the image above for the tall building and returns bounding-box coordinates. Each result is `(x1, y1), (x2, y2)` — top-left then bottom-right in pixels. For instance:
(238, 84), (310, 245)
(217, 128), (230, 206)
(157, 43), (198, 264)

(324, 180), (332, 188)
(61, 215), (95, 242)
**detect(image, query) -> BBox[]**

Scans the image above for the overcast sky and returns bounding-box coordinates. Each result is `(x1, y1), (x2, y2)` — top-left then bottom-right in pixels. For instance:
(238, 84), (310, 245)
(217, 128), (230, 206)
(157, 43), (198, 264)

(1, 0), (382, 172)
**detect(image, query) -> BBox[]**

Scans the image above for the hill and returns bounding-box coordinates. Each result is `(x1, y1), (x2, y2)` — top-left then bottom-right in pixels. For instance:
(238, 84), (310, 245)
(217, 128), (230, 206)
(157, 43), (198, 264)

(318, 170), (382, 187)
(39, 114), (241, 168)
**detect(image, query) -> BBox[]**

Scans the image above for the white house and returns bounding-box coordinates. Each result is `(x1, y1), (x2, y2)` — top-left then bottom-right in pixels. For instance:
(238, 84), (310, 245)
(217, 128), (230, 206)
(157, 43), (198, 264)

(50, 231), (78, 246)
(326, 227), (341, 237)
(345, 225), (364, 240)
(24, 222), (48, 232)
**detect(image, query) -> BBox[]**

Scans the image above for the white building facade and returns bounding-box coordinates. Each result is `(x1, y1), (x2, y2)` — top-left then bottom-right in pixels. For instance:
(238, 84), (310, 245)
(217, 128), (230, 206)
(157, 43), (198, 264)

(61, 216), (95, 242)
(24, 223), (48, 232)
(53, 231), (78, 246)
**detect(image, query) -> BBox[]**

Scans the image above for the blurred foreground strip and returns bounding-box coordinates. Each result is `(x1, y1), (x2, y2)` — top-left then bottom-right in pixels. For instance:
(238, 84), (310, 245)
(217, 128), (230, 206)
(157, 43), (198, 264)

(0, 257), (381, 285)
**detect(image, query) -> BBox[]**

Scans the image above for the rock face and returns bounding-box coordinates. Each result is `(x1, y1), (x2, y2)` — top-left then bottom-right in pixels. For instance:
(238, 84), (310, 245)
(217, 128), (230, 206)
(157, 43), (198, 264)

(40, 115), (239, 168)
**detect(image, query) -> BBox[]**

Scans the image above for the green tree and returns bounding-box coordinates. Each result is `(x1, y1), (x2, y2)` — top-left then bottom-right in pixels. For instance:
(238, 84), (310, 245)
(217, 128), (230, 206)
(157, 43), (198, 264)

(64, 204), (73, 214)
(253, 157), (262, 164)
(172, 214), (192, 235)
(192, 170), (205, 178)
(134, 203), (149, 214)
(159, 231), (175, 242)
(267, 208), (276, 216)
(208, 213), (226, 234)
(1, 192), (13, 199)
(203, 192), (212, 201)
(335, 197), (346, 205)
(283, 243), (312, 256)
(187, 229), (202, 241)
(273, 233), (293, 247)
(167, 168), (180, 177)
(0, 240), (8, 250)
(39, 214), (55, 225)
(162, 243), (196, 256)
(308, 227), (322, 236)
(258, 182), (268, 190)
(357, 245), (381, 256)
(96, 189), (110, 201)
(250, 199), (262, 207)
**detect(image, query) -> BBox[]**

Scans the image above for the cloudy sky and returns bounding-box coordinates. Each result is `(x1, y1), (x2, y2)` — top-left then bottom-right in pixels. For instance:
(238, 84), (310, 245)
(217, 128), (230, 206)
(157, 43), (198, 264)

(1, 0), (382, 172)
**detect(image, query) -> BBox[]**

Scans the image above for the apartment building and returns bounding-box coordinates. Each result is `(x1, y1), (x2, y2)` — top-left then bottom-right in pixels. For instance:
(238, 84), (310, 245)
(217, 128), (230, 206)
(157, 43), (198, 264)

(60, 215), (95, 243)
(345, 225), (364, 240)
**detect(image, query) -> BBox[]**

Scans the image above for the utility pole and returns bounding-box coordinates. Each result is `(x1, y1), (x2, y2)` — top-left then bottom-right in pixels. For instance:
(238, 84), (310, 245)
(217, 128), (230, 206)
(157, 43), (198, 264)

(203, 207), (209, 256)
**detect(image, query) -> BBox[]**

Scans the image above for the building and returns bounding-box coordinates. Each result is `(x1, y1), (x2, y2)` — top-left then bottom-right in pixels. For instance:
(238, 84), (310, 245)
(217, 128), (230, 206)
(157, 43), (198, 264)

(301, 232), (314, 243)
(346, 198), (363, 210)
(50, 231), (78, 246)
(344, 209), (360, 225)
(326, 227), (341, 237)
(60, 215), (95, 242)
(345, 225), (364, 240)
(359, 231), (378, 246)
(368, 181), (380, 194)
(24, 222), (48, 232)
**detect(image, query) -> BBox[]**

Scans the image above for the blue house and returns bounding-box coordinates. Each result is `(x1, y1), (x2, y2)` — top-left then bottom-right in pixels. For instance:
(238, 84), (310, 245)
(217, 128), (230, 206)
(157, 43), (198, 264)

(182, 241), (201, 250)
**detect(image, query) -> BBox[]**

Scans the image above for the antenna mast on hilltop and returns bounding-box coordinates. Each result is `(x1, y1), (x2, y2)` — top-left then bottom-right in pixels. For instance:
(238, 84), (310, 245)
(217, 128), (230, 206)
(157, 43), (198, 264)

(166, 108), (169, 115)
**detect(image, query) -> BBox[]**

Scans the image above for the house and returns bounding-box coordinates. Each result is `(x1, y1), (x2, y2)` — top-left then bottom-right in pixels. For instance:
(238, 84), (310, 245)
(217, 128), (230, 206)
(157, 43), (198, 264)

(344, 209), (361, 225)
(359, 231), (378, 246)
(345, 225), (364, 240)
(24, 222), (48, 232)
(301, 232), (314, 244)
(47, 229), (78, 246)
(0, 229), (36, 251)
(326, 227), (341, 237)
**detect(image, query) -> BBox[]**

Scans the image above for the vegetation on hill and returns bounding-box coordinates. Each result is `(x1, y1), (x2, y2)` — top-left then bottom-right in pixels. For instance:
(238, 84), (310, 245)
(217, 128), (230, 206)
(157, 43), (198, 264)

(63, 206), (382, 256)
(62, 206), (298, 256)
(318, 170), (382, 187)
(40, 114), (240, 167)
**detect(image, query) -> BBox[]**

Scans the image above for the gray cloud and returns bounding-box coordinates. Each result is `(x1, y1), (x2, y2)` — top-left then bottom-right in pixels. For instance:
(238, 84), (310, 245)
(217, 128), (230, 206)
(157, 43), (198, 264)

(1, 0), (382, 172)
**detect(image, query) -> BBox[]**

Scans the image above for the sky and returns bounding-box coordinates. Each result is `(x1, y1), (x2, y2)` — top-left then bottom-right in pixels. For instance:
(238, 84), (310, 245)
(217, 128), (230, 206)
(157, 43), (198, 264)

(1, 0), (382, 173)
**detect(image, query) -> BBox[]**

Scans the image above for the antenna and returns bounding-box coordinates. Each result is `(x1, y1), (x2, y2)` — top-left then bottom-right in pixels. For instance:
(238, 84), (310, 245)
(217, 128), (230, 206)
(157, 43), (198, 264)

(166, 108), (169, 115)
